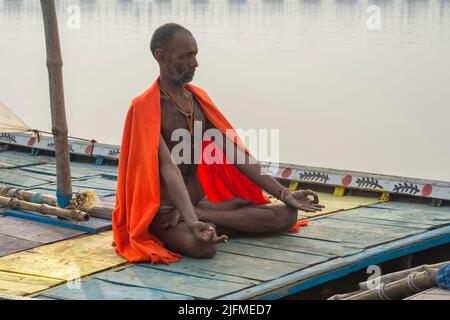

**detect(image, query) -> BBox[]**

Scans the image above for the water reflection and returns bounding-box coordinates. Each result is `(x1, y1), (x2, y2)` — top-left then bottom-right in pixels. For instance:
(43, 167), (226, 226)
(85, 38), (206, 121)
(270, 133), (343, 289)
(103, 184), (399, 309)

(1, 0), (449, 181)
(1, 0), (449, 41)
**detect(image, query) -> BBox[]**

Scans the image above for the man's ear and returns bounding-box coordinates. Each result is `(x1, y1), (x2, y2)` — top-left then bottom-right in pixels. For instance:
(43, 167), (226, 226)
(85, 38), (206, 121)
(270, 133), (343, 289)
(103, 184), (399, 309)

(154, 48), (166, 65)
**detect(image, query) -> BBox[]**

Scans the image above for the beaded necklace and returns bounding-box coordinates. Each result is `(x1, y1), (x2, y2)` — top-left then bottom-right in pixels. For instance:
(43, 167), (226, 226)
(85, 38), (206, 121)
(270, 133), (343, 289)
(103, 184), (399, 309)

(160, 85), (195, 135)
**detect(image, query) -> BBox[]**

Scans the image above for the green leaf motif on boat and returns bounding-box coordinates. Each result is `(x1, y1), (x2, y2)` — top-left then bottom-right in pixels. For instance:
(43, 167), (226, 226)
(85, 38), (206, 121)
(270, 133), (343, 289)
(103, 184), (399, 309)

(355, 177), (383, 189)
(107, 148), (120, 158)
(299, 171), (329, 183)
(0, 133), (16, 144)
(393, 183), (420, 194)
(47, 142), (75, 152)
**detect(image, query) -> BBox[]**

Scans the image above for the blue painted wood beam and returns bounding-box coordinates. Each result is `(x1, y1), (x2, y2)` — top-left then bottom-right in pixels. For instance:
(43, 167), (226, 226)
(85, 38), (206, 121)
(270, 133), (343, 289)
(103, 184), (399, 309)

(219, 226), (450, 300)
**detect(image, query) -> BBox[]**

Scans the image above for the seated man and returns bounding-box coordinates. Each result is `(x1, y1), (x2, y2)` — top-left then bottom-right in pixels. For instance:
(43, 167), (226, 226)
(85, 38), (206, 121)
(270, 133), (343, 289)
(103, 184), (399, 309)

(112, 23), (324, 264)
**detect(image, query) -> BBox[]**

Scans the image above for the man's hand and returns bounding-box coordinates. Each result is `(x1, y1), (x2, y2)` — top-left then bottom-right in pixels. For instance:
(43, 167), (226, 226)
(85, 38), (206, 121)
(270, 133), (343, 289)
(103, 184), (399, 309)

(161, 208), (181, 229)
(283, 189), (325, 212)
(188, 221), (228, 244)
(161, 208), (228, 244)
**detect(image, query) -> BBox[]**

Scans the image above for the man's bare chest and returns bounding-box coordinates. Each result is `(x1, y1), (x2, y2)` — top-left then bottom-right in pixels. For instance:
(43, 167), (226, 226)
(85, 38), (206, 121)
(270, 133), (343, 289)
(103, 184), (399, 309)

(160, 95), (208, 151)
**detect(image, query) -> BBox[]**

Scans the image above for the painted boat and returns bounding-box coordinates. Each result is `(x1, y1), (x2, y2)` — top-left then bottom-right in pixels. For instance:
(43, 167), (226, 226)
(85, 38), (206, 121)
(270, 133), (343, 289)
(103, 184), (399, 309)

(0, 131), (449, 300)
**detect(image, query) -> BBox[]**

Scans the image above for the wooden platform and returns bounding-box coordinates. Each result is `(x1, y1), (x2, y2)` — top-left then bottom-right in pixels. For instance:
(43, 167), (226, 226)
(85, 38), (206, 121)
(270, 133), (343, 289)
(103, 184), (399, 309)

(405, 287), (450, 300)
(0, 149), (449, 300)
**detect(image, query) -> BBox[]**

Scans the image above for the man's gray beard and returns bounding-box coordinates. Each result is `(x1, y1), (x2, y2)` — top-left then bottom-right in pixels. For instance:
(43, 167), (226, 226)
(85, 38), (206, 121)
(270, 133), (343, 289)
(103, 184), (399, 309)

(168, 64), (193, 86)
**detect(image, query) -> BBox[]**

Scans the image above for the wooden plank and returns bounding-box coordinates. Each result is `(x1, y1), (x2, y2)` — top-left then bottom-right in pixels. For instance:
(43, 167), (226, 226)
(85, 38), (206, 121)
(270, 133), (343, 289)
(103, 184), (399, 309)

(0, 270), (62, 296)
(0, 293), (40, 300)
(33, 278), (194, 300)
(322, 209), (438, 229)
(0, 162), (16, 169)
(93, 265), (253, 299)
(2, 209), (111, 234)
(0, 216), (85, 243)
(313, 215), (426, 235)
(27, 162), (117, 178)
(21, 164), (89, 179)
(146, 263), (261, 285)
(325, 215), (436, 230)
(408, 294), (450, 300)
(0, 231), (125, 282)
(164, 251), (302, 282)
(424, 288), (450, 296)
(100, 195), (116, 203)
(424, 287), (450, 296)
(70, 161), (117, 175)
(284, 223), (418, 249)
(27, 185), (115, 198)
(221, 226), (450, 300)
(234, 234), (362, 258)
(345, 207), (450, 226)
(406, 287), (450, 300)
(72, 177), (117, 191)
(100, 173), (118, 180)
(269, 192), (380, 218)
(99, 196), (116, 208)
(0, 234), (40, 257)
(30, 296), (58, 300)
(370, 202), (450, 215)
(216, 241), (328, 266)
(0, 151), (54, 168)
(0, 169), (55, 187)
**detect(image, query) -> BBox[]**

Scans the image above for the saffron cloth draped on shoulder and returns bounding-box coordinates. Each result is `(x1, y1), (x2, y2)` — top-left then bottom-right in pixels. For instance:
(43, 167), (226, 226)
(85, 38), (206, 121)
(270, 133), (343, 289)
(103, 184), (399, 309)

(112, 77), (300, 264)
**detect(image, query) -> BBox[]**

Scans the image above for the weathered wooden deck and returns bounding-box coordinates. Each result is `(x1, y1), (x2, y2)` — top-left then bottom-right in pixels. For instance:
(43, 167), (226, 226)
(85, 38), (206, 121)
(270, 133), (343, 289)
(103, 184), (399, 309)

(0, 148), (449, 300)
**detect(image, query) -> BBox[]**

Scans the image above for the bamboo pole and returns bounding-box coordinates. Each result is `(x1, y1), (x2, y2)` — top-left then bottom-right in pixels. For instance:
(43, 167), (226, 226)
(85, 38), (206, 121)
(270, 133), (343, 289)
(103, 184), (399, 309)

(329, 264), (446, 300)
(358, 261), (449, 290)
(0, 195), (89, 221)
(0, 187), (113, 220)
(343, 268), (438, 300)
(40, 0), (72, 207)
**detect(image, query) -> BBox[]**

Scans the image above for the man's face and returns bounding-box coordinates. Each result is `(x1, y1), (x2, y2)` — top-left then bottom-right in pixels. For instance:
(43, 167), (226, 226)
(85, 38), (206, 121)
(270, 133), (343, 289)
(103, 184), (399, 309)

(162, 32), (198, 86)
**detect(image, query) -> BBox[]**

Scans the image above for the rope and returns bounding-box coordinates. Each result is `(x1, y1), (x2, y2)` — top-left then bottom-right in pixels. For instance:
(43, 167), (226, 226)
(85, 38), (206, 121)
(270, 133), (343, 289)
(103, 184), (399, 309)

(2, 187), (24, 209)
(31, 129), (41, 142)
(7, 194), (19, 209)
(30, 129), (96, 143)
(12, 188), (24, 200)
(406, 272), (422, 292)
(67, 190), (99, 211)
(89, 139), (97, 156)
(0, 186), (15, 196)
(377, 283), (391, 300)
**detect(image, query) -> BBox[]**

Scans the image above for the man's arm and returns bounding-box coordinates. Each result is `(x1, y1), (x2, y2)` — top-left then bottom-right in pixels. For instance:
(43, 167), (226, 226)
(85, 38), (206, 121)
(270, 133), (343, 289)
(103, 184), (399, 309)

(158, 134), (198, 225)
(204, 122), (284, 198)
(158, 134), (228, 242)
(207, 122), (324, 212)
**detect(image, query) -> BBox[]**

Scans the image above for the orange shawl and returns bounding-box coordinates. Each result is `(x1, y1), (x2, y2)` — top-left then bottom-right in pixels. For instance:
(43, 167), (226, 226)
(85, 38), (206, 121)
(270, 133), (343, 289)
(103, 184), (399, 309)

(112, 77), (305, 264)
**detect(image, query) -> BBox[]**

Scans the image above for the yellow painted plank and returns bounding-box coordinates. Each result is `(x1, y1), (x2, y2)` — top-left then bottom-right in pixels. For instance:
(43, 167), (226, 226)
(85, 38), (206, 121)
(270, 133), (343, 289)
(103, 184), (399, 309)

(269, 192), (380, 218)
(0, 231), (125, 296)
(0, 271), (62, 296)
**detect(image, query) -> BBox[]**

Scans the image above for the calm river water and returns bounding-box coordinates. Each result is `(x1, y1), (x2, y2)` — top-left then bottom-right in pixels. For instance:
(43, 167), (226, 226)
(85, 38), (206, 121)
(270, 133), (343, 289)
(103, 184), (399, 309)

(1, 0), (449, 180)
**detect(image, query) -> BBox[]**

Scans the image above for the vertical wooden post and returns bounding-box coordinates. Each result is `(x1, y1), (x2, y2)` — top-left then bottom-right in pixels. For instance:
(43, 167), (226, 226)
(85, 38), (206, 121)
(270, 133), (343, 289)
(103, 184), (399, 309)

(40, 0), (72, 207)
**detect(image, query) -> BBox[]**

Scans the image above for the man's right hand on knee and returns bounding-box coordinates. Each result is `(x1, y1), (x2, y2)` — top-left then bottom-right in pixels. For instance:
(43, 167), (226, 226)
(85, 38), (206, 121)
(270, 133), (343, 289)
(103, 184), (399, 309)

(188, 220), (228, 244)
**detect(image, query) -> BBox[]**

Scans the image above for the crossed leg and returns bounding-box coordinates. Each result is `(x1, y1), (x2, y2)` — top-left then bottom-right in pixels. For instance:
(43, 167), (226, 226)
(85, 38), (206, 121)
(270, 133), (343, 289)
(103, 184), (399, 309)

(149, 197), (299, 259)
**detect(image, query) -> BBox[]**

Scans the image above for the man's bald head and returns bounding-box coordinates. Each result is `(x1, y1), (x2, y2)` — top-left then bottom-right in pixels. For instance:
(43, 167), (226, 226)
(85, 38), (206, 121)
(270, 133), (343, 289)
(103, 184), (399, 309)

(151, 23), (198, 86)
(150, 23), (192, 58)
